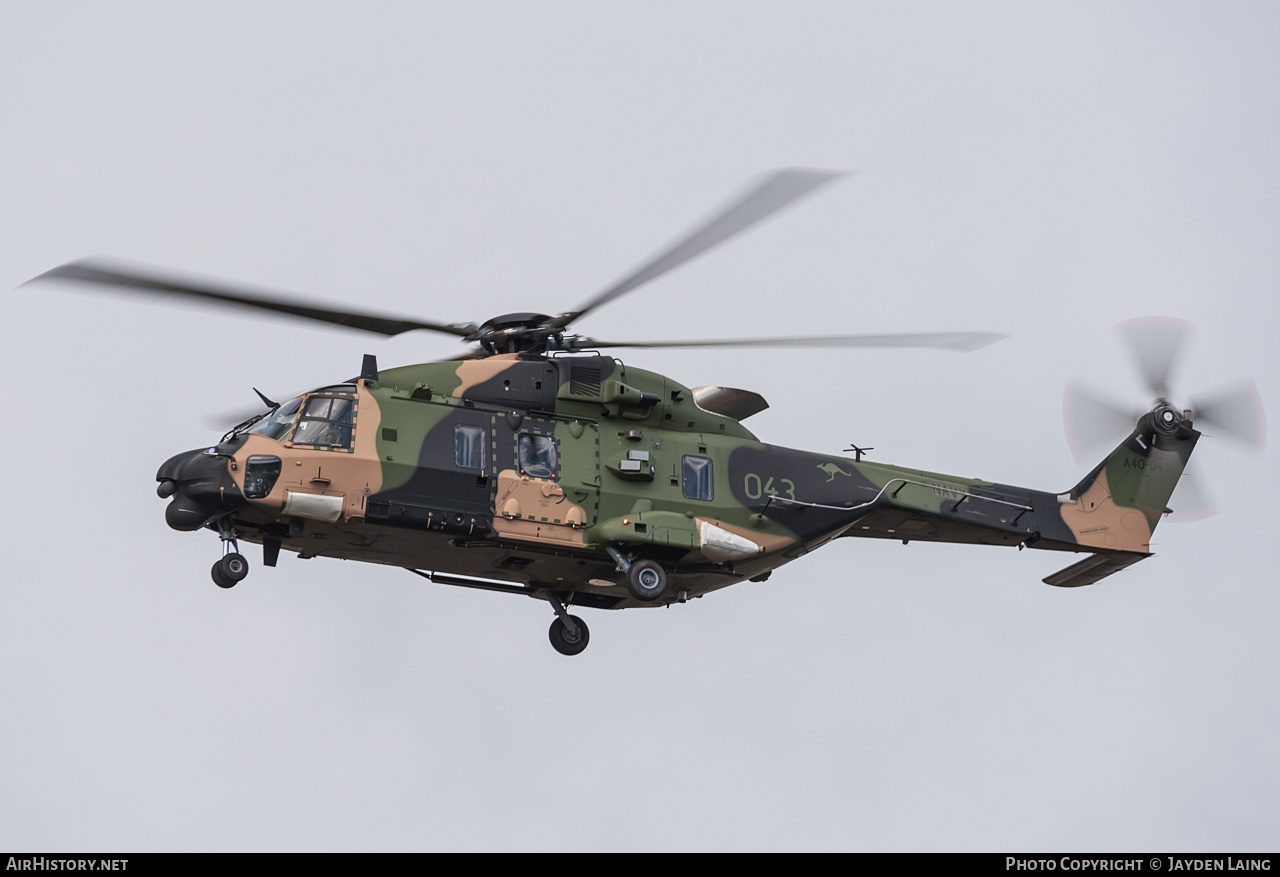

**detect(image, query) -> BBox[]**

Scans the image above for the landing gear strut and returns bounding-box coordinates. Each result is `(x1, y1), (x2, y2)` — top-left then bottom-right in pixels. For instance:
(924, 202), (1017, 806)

(606, 547), (669, 603)
(626, 559), (668, 602)
(546, 594), (589, 656)
(211, 521), (249, 589)
(212, 553), (248, 588)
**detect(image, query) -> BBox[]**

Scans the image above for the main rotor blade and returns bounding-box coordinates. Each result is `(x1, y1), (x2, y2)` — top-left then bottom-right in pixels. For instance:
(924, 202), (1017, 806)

(27, 258), (477, 339)
(578, 331), (1006, 352)
(1190, 379), (1267, 449)
(1117, 316), (1190, 399)
(554, 168), (846, 329)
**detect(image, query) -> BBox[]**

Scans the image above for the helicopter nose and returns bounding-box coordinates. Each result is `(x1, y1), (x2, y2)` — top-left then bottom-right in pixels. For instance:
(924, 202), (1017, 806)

(155, 446), (245, 531)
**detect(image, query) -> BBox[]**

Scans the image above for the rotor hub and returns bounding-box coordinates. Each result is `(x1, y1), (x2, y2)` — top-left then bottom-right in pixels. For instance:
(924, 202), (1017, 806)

(1150, 400), (1188, 434)
(470, 312), (561, 354)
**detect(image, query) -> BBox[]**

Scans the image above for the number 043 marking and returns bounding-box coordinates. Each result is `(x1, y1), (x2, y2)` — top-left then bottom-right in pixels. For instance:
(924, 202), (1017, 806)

(743, 473), (796, 500)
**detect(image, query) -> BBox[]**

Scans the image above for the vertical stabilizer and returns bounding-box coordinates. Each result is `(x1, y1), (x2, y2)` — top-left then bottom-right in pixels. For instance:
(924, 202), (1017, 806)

(1057, 404), (1200, 558)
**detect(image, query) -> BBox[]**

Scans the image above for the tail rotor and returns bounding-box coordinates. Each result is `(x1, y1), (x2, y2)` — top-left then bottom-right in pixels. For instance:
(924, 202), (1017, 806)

(1063, 316), (1266, 522)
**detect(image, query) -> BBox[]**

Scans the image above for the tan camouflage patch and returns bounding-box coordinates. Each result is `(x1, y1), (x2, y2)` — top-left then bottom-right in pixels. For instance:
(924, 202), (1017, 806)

(491, 468), (589, 547)
(694, 516), (794, 555)
(452, 353), (521, 398)
(230, 385), (384, 524)
(1058, 468), (1152, 553)
(674, 516), (798, 564)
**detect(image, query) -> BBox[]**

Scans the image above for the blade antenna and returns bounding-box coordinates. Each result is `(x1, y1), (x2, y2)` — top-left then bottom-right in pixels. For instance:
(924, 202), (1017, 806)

(252, 387), (279, 409)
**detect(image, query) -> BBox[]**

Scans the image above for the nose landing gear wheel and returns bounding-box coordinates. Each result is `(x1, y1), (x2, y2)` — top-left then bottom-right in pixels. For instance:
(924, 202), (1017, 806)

(549, 615), (590, 656)
(625, 559), (668, 602)
(212, 552), (249, 589)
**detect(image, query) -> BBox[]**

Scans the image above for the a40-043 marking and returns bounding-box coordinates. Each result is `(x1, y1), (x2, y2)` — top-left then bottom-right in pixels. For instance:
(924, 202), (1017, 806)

(742, 473), (797, 500)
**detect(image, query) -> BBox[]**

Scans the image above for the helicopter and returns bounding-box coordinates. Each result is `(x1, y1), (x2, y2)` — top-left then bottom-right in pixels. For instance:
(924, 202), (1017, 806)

(29, 169), (1256, 655)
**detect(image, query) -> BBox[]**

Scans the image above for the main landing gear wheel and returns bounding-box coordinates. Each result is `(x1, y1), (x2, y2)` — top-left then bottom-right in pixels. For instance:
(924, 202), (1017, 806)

(626, 559), (668, 603)
(211, 552), (249, 589)
(549, 615), (590, 656)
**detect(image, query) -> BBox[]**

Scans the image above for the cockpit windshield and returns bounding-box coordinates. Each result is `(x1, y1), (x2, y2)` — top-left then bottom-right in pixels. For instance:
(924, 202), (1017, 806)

(244, 397), (303, 441)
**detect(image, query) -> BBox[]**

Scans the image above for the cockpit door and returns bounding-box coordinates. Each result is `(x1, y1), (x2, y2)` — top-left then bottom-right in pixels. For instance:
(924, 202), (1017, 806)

(289, 390), (357, 451)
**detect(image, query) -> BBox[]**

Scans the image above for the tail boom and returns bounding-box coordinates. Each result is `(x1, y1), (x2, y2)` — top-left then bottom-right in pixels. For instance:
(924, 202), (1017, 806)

(828, 405), (1200, 587)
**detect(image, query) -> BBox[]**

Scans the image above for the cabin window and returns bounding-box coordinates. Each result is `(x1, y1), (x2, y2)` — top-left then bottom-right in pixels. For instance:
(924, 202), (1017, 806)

(682, 455), (714, 501)
(292, 395), (355, 448)
(455, 424), (486, 470)
(518, 433), (557, 478)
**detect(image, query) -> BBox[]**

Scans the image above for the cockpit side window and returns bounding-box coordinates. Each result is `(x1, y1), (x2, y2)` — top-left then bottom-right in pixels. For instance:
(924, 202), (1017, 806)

(292, 394), (355, 449)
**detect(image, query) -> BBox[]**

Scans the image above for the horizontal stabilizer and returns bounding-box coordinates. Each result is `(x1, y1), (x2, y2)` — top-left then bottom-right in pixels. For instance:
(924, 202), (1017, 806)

(1043, 552), (1148, 588)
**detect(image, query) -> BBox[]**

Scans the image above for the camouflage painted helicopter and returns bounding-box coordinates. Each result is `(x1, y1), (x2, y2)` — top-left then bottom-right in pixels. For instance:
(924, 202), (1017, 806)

(32, 170), (1257, 655)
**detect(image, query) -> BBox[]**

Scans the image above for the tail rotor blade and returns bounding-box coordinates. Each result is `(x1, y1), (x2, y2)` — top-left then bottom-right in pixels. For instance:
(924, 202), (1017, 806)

(1191, 379), (1267, 450)
(1164, 465), (1219, 523)
(1117, 316), (1191, 399)
(1063, 382), (1137, 464)
(1071, 317), (1260, 526)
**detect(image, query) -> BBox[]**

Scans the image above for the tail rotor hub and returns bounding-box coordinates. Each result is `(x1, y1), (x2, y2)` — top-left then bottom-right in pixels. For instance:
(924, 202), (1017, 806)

(1152, 402), (1183, 433)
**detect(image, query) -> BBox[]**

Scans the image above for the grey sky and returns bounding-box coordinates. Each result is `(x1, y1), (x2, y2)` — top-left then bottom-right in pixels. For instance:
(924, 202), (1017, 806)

(2, 2), (1277, 851)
